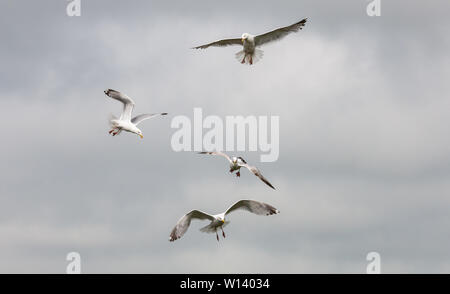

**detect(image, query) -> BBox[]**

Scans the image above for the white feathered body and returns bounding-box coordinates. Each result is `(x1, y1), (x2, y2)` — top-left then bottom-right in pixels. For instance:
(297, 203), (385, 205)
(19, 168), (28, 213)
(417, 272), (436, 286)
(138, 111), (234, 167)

(236, 35), (264, 65)
(229, 156), (240, 172)
(243, 35), (256, 53)
(229, 156), (247, 172)
(109, 116), (141, 134)
(200, 213), (228, 233)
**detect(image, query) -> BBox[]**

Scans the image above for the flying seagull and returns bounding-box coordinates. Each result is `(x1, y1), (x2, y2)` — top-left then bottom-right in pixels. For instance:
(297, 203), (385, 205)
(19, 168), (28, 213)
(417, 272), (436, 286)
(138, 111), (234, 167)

(169, 199), (279, 242)
(104, 89), (167, 138)
(192, 18), (307, 65)
(198, 151), (276, 190)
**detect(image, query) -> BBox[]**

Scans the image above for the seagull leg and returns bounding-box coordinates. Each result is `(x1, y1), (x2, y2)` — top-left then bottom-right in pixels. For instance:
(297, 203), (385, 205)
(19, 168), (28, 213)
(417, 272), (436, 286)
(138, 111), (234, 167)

(221, 227), (226, 238)
(109, 129), (114, 134)
(216, 230), (219, 242)
(241, 55), (246, 64)
(112, 129), (121, 136)
(236, 171), (241, 177)
(249, 55), (253, 65)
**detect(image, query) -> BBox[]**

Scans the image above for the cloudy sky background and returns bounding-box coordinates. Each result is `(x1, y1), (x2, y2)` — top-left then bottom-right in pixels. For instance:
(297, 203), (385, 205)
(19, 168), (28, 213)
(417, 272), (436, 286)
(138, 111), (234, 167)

(0, 0), (449, 273)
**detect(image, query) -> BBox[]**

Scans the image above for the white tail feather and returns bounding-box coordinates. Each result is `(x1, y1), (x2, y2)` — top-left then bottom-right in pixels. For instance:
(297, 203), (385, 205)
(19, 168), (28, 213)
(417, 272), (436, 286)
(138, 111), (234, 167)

(251, 49), (264, 64)
(200, 221), (230, 233)
(235, 50), (245, 63)
(235, 49), (264, 65)
(109, 114), (118, 126)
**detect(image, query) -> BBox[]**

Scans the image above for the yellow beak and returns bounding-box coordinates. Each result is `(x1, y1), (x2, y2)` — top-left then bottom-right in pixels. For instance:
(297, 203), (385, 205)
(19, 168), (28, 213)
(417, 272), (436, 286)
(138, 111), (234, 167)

(241, 38), (244, 44)
(139, 134), (143, 139)
(221, 219), (225, 223)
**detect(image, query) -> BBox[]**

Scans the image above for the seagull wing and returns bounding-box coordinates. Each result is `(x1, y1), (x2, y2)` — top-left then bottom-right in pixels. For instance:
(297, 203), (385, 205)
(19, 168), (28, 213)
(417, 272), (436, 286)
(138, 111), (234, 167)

(104, 89), (135, 121)
(192, 38), (242, 49)
(131, 113), (168, 125)
(254, 18), (307, 46)
(225, 199), (279, 216)
(239, 163), (276, 190)
(198, 151), (233, 163)
(169, 210), (215, 242)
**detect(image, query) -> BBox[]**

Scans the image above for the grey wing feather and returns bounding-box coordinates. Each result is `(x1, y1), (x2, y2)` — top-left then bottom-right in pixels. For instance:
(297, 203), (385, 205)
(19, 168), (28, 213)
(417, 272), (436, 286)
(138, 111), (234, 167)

(169, 210), (214, 242)
(198, 151), (233, 163)
(225, 199), (279, 216)
(255, 18), (307, 46)
(192, 38), (242, 49)
(131, 113), (168, 125)
(104, 89), (135, 121)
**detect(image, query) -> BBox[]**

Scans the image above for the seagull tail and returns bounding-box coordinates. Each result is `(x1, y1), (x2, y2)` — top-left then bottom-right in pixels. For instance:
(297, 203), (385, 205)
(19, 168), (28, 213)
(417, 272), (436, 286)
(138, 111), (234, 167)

(200, 222), (230, 233)
(235, 49), (264, 65)
(109, 113), (118, 126)
(200, 224), (217, 234)
(235, 50), (246, 63)
(252, 49), (264, 64)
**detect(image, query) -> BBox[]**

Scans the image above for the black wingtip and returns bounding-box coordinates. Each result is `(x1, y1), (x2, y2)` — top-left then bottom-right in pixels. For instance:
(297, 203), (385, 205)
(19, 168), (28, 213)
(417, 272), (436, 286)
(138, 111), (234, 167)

(161, 113), (168, 115)
(104, 88), (116, 96)
(263, 179), (276, 190)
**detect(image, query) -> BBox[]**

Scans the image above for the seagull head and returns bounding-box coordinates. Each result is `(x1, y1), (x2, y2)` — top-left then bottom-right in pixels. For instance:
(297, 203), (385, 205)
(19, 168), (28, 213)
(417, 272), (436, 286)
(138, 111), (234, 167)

(241, 33), (249, 43)
(132, 128), (143, 139)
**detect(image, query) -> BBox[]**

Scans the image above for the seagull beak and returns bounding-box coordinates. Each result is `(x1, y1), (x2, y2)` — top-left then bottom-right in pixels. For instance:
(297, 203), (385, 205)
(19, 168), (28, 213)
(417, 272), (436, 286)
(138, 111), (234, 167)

(221, 219), (225, 223)
(139, 134), (143, 139)
(241, 38), (244, 44)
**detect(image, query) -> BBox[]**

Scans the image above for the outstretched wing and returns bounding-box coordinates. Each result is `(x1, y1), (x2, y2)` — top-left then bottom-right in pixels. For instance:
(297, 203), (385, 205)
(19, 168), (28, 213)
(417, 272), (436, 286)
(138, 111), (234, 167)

(225, 199), (279, 216)
(192, 38), (242, 49)
(104, 89), (135, 121)
(169, 210), (215, 242)
(131, 113), (168, 125)
(255, 18), (307, 46)
(239, 163), (276, 190)
(198, 151), (233, 163)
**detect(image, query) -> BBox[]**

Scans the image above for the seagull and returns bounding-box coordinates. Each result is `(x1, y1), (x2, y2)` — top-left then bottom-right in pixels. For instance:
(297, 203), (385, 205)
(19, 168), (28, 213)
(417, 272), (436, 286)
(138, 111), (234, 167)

(169, 199), (279, 242)
(192, 18), (307, 65)
(198, 151), (276, 190)
(104, 89), (167, 138)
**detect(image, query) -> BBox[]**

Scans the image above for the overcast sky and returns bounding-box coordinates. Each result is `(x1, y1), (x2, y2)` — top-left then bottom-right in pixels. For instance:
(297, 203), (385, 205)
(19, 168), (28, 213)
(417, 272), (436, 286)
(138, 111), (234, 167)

(0, 0), (449, 273)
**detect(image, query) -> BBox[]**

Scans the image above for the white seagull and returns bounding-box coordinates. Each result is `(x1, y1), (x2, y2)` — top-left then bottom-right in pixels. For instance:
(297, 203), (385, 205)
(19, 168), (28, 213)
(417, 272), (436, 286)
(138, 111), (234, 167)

(192, 18), (307, 65)
(198, 151), (276, 190)
(104, 89), (167, 138)
(169, 199), (279, 242)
